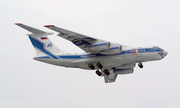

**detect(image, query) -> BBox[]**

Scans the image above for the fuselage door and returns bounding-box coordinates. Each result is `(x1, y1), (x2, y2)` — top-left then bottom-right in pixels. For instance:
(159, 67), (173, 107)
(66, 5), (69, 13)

(137, 49), (141, 57)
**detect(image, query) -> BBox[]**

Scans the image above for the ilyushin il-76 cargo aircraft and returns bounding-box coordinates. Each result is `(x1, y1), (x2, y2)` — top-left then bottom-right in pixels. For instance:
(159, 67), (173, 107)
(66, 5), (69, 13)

(15, 23), (168, 83)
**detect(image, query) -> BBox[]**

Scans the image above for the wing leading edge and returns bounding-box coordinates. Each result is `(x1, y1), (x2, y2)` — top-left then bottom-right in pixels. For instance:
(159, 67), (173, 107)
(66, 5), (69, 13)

(44, 25), (108, 53)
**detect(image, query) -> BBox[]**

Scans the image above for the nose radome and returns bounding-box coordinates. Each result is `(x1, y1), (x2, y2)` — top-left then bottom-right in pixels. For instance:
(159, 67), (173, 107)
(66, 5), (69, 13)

(164, 51), (168, 56)
(162, 50), (168, 58)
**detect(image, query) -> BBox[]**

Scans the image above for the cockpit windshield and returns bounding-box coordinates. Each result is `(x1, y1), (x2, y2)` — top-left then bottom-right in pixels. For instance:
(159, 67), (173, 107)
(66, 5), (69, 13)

(153, 46), (163, 50)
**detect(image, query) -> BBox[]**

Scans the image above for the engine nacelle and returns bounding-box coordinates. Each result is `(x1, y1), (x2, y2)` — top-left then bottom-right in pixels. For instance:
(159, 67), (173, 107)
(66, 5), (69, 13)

(101, 45), (122, 54)
(89, 42), (110, 52)
(113, 68), (134, 75)
(115, 63), (135, 69)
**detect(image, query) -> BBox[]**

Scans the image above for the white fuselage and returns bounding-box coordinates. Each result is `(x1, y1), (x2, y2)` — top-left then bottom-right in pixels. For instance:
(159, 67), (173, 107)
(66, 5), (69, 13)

(34, 46), (167, 70)
(15, 23), (168, 83)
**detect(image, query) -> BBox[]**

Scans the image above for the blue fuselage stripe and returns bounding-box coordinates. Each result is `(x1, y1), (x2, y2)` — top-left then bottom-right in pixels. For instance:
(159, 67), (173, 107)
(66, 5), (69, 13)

(35, 48), (163, 59)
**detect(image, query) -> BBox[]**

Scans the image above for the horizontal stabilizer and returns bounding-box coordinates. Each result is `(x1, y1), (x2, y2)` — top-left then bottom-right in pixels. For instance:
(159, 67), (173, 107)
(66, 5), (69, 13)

(15, 23), (48, 34)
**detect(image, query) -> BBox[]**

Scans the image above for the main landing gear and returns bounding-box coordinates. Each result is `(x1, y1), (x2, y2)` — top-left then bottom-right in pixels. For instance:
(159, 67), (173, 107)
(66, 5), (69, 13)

(138, 62), (143, 68)
(96, 62), (103, 69)
(88, 63), (95, 70)
(88, 62), (103, 70)
(95, 69), (110, 76)
(96, 70), (102, 76)
(88, 62), (110, 76)
(103, 69), (110, 75)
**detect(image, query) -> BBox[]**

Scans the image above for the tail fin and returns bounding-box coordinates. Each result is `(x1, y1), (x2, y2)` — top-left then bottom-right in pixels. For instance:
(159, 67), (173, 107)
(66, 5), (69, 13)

(15, 23), (63, 59)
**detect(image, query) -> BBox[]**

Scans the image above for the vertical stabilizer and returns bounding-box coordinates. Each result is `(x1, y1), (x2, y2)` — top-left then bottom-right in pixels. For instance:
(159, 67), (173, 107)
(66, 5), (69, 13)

(15, 23), (64, 59)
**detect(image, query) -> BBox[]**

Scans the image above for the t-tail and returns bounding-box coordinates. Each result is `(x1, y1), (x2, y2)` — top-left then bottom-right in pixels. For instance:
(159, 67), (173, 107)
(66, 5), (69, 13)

(15, 23), (64, 59)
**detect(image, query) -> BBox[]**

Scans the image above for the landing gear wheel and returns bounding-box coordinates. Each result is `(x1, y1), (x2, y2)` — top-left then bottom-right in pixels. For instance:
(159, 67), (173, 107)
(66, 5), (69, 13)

(88, 63), (95, 70)
(138, 62), (143, 68)
(104, 69), (110, 75)
(96, 70), (102, 76)
(96, 62), (103, 69)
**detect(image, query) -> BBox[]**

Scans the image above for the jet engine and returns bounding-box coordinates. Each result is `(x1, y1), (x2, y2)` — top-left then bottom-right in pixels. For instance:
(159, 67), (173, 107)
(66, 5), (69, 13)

(89, 42), (110, 52)
(101, 45), (122, 54)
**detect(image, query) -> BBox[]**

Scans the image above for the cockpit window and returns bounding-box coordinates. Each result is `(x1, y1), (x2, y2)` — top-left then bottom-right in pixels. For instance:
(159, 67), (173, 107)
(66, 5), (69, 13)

(153, 46), (163, 50)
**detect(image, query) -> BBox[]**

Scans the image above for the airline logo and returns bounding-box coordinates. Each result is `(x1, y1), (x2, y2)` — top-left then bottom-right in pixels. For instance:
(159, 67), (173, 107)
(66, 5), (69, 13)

(44, 42), (53, 50)
(132, 49), (139, 56)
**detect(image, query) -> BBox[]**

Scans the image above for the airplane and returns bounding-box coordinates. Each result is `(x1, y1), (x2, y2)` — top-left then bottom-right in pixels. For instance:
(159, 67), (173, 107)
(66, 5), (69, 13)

(15, 23), (168, 83)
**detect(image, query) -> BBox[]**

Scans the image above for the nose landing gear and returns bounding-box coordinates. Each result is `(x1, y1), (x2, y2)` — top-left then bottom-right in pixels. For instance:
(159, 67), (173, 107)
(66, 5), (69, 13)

(138, 62), (143, 68)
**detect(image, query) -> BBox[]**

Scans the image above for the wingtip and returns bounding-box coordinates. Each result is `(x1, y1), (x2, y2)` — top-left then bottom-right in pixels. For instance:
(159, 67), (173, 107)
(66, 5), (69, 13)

(15, 23), (23, 25)
(44, 25), (55, 27)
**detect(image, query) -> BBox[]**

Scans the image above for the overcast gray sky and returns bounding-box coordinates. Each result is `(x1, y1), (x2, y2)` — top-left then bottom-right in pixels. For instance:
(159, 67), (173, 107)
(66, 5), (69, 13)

(1, 0), (180, 108)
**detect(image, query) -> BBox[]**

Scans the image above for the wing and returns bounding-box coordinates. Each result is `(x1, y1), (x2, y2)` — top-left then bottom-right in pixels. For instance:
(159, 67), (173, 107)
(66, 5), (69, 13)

(44, 25), (108, 53)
